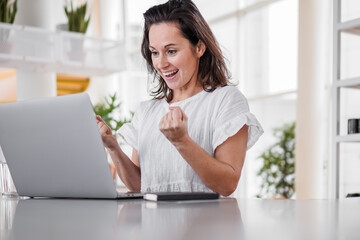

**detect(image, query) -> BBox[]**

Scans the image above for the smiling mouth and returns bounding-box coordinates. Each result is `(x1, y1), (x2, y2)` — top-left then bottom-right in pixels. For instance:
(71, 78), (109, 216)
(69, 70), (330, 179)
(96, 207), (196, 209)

(164, 70), (179, 78)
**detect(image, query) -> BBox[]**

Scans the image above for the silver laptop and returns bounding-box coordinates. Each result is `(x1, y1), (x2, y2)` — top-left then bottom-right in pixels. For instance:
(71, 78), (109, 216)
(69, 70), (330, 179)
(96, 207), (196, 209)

(0, 93), (142, 199)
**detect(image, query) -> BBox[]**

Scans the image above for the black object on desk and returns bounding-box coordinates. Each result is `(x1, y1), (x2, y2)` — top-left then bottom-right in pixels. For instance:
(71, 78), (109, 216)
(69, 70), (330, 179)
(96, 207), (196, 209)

(346, 193), (360, 198)
(144, 192), (220, 201)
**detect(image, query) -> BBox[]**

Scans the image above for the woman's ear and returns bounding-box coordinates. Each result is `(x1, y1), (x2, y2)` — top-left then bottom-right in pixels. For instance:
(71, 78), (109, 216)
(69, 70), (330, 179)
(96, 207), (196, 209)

(196, 40), (206, 58)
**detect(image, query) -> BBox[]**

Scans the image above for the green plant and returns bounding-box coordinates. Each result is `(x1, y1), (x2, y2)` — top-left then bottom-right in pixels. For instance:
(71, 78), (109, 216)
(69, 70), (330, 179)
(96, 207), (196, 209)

(0, 0), (17, 23)
(93, 93), (133, 134)
(257, 122), (295, 199)
(64, 1), (90, 33)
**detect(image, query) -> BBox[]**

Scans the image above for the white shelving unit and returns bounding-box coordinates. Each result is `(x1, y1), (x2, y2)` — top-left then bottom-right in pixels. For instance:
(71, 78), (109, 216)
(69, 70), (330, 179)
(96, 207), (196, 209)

(0, 22), (125, 76)
(332, 0), (360, 199)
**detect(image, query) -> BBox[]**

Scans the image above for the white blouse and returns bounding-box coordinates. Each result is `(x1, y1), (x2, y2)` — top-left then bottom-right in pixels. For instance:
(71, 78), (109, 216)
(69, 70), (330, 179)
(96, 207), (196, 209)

(117, 86), (263, 193)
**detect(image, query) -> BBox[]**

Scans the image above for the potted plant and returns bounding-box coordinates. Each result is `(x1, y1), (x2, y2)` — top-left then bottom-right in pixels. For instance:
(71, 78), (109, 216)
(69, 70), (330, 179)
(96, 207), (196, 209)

(0, 0), (17, 24)
(256, 122), (295, 199)
(64, 0), (90, 34)
(0, 0), (17, 51)
(93, 93), (133, 134)
(62, 0), (91, 61)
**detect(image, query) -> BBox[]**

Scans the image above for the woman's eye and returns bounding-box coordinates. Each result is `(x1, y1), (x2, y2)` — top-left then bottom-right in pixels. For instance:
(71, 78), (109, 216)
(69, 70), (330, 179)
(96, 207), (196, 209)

(151, 51), (159, 57)
(168, 49), (177, 55)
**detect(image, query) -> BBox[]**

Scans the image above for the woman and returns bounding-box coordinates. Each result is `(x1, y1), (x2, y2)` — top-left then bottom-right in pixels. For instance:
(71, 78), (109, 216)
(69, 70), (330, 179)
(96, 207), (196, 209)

(97, 0), (263, 196)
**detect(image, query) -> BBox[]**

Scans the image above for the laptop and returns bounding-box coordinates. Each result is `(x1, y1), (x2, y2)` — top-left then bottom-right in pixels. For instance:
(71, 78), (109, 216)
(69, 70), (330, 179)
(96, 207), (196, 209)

(0, 93), (143, 199)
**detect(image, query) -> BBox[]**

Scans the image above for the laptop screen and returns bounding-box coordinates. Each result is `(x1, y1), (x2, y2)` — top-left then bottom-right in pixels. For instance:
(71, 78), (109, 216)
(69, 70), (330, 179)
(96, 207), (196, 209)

(0, 93), (119, 198)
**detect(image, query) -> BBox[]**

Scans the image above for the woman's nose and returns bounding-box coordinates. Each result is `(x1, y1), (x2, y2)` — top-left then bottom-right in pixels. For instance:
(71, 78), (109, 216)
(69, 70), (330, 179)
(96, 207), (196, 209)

(156, 55), (169, 69)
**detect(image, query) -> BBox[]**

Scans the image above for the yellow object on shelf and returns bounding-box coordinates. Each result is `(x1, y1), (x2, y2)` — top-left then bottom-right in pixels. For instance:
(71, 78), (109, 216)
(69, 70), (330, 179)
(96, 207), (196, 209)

(0, 69), (90, 103)
(56, 74), (90, 95)
(0, 69), (16, 103)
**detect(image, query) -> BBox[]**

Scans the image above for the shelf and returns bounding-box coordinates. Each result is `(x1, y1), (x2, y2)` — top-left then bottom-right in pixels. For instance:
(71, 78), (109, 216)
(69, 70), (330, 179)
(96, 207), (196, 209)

(337, 17), (360, 35)
(0, 23), (125, 76)
(335, 134), (360, 143)
(334, 77), (360, 89)
(332, 0), (360, 199)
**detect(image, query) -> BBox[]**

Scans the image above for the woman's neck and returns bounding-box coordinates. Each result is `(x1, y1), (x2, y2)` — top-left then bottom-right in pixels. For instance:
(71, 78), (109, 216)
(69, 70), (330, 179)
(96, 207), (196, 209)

(170, 84), (203, 104)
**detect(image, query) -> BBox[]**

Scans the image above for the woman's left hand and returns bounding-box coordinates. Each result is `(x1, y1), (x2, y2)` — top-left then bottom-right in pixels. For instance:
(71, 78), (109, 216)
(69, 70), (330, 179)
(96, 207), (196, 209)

(159, 106), (188, 143)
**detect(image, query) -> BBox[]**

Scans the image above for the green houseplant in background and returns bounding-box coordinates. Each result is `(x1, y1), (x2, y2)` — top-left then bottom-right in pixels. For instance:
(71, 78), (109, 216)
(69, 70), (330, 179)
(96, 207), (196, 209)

(257, 122), (295, 199)
(0, 0), (17, 24)
(64, 0), (90, 34)
(93, 93), (133, 134)
(0, 0), (17, 42)
(63, 1), (91, 61)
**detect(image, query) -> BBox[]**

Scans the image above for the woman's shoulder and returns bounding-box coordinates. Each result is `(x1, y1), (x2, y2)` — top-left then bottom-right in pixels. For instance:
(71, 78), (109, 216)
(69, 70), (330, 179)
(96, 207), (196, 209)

(130, 98), (164, 124)
(211, 85), (246, 100)
(206, 85), (249, 112)
(139, 98), (163, 108)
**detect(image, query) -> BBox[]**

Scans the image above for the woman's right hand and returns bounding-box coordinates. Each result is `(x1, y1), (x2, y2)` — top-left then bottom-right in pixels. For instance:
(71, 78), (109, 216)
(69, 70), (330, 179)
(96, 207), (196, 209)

(96, 115), (118, 150)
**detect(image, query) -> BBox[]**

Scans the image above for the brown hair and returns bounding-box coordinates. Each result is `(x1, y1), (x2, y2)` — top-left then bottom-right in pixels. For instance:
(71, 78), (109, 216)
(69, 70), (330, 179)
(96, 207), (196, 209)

(141, 0), (231, 102)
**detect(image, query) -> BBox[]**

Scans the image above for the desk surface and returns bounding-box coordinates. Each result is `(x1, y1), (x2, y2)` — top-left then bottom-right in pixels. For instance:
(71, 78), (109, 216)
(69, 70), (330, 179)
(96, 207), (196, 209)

(1, 197), (359, 240)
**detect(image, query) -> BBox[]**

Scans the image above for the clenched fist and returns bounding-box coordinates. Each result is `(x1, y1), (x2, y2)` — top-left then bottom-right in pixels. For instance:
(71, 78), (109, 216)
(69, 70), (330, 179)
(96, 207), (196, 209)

(159, 106), (188, 143)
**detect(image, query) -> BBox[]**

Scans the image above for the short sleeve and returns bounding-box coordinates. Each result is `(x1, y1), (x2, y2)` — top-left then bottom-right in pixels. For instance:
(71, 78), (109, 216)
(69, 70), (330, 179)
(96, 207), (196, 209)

(212, 87), (263, 151)
(116, 104), (143, 150)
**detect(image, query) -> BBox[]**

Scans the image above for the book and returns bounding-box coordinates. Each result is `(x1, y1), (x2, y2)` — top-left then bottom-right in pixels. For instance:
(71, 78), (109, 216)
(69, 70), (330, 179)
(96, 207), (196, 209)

(143, 192), (220, 201)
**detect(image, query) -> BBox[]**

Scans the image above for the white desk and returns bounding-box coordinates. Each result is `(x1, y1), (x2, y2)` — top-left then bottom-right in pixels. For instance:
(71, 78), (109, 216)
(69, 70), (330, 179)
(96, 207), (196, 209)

(1, 197), (359, 240)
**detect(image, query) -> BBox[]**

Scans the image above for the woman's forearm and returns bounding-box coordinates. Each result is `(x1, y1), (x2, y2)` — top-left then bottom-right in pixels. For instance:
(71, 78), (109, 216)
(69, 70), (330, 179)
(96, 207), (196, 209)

(158, 107), (248, 196)
(172, 135), (243, 196)
(107, 143), (141, 192)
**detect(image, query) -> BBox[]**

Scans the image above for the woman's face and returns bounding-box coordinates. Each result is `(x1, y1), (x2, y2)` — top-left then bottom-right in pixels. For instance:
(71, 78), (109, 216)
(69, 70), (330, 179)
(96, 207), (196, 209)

(149, 22), (205, 91)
